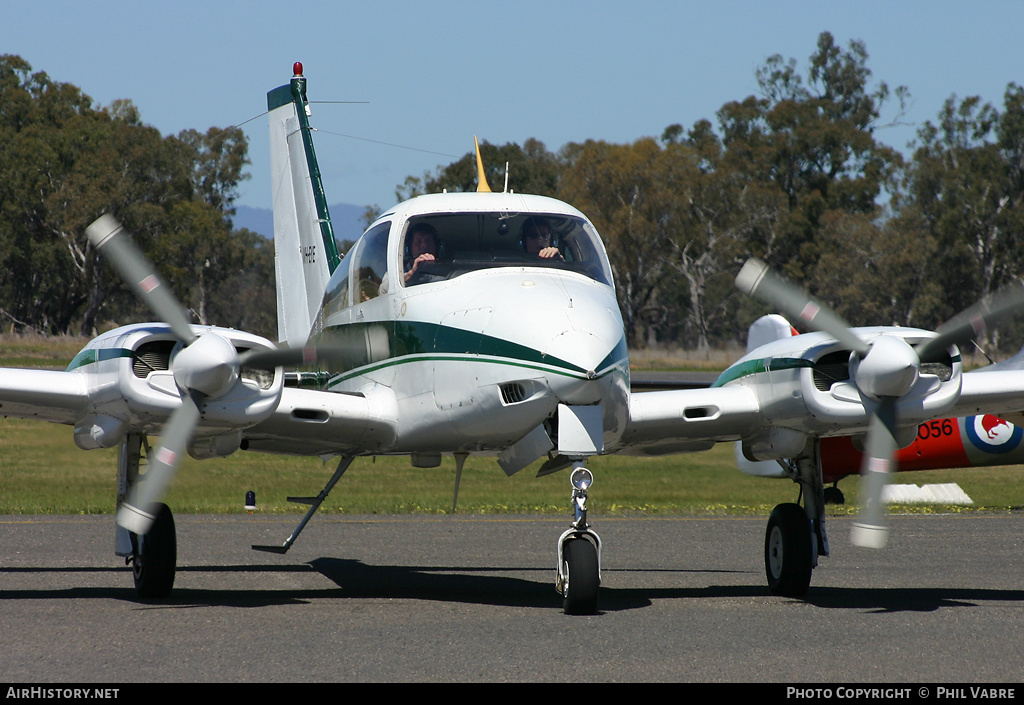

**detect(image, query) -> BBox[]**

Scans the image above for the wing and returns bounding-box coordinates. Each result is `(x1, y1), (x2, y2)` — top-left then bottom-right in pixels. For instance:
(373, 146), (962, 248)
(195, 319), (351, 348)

(950, 368), (1024, 418)
(241, 386), (399, 457)
(615, 385), (762, 456)
(0, 368), (90, 424)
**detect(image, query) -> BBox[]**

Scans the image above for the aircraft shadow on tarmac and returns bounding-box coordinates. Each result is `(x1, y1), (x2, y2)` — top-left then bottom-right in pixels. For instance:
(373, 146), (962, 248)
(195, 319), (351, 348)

(4, 561), (1024, 614)
(799, 586), (1024, 613)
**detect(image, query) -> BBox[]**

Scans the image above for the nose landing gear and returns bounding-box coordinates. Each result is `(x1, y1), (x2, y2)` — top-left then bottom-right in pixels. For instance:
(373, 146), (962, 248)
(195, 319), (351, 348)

(555, 461), (601, 615)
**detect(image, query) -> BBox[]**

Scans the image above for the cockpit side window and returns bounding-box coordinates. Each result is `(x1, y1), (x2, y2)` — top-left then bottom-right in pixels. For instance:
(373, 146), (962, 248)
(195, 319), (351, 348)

(350, 221), (391, 301)
(400, 212), (612, 287)
(321, 252), (352, 321)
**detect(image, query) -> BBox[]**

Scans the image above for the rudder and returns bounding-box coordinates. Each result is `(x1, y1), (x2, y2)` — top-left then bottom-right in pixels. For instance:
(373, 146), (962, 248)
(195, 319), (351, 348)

(267, 63), (340, 346)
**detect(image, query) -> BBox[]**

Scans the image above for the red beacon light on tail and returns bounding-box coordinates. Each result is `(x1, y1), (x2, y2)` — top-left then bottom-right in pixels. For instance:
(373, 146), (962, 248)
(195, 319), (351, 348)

(293, 62), (303, 77)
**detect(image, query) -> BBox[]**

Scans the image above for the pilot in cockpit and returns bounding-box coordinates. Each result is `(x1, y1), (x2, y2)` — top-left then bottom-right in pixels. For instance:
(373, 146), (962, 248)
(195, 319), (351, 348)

(404, 222), (441, 283)
(521, 217), (563, 260)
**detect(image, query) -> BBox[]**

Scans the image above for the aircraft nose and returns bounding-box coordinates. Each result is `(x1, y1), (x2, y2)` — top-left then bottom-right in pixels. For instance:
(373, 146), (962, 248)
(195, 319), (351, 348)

(543, 330), (610, 404)
(476, 272), (626, 403)
(547, 329), (613, 377)
(547, 285), (624, 366)
(542, 298), (627, 404)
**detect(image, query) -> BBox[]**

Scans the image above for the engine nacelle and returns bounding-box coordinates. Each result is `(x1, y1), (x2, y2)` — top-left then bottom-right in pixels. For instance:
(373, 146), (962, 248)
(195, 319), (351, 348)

(66, 323), (284, 441)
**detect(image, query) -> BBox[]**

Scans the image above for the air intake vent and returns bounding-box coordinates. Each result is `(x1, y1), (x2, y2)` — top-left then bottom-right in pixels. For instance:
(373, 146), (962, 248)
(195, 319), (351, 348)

(812, 348), (953, 391)
(500, 382), (528, 405)
(237, 347), (275, 389)
(132, 340), (174, 378)
(812, 350), (851, 391)
(920, 354), (953, 382)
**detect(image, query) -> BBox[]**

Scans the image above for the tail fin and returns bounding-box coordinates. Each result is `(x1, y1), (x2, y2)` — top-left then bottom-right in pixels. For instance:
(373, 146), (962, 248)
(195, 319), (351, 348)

(267, 63), (341, 346)
(736, 314), (799, 478)
(745, 313), (798, 354)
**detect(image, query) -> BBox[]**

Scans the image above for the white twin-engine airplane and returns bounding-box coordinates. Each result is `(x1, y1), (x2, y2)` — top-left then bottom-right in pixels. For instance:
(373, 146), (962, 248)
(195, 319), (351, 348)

(5, 64), (1024, 615)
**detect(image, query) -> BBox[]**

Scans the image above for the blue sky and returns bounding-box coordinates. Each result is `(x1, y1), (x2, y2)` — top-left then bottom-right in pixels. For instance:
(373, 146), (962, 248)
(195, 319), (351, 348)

(4, 1), (1022, 212)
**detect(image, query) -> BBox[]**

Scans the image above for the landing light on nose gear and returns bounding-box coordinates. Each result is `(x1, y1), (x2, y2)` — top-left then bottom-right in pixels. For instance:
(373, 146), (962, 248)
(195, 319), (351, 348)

(571, 466), (593, 491)
(556, 461), (601, 615)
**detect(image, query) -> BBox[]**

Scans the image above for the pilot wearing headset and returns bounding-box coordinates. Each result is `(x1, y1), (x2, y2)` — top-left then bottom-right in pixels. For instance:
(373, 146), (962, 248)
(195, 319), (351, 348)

(378, 222), (442, 294)
(404, 223), (440, 283)
(521, 217), (562, 260)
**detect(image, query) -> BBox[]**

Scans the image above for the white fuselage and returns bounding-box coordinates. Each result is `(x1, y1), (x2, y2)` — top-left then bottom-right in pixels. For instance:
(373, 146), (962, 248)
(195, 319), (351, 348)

(304, 192), (630, 456)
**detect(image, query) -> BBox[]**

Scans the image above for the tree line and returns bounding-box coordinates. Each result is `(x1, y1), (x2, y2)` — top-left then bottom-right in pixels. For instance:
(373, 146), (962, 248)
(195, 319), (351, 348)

(0, 54), (276, 340)
(390, 32), (1024, 353)
(4, 32), (1023, 354)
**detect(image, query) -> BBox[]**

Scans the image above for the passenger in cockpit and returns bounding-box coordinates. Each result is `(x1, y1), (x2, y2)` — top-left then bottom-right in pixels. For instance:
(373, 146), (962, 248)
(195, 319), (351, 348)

(521, 217), (563, 260)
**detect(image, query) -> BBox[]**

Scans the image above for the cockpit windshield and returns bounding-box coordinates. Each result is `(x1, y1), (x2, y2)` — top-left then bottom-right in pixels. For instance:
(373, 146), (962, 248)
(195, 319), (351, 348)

(400, 212), (612, 288)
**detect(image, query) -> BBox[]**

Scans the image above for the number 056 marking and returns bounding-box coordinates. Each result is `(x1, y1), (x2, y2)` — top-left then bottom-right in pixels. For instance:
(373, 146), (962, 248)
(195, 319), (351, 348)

(917, 419), (954, 440)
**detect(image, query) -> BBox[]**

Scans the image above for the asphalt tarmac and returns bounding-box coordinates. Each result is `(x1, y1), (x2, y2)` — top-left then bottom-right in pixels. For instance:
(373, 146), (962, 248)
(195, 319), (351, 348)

(2, 512), (1023, 682)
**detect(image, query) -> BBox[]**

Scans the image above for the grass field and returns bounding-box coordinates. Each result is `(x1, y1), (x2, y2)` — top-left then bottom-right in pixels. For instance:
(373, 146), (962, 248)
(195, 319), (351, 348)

(0, 334), (87, 369)
(1, 335), (1022, 517)
(2, 416), (1022, 517)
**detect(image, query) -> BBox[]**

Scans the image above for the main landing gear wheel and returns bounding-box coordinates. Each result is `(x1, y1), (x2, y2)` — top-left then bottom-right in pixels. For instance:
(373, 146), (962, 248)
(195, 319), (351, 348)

(561, 538), (599, 615)
(130, 502), (176, 598)
(764, 503), (812, 597)
(823, 484), (845, 505)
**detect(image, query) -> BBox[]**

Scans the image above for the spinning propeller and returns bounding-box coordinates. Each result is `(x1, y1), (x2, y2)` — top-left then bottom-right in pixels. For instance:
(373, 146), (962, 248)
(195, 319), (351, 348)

(87, 215), (351, 535)
(736, 258), (1024, 548)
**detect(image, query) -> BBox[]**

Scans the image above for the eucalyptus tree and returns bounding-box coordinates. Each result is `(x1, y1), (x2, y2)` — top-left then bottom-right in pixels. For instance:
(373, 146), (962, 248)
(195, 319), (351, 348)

(877, 83), (1024, 352)
(715, 32), (906, 285)
(905, 84), (1024, 328)
(0, 55), (262, 336)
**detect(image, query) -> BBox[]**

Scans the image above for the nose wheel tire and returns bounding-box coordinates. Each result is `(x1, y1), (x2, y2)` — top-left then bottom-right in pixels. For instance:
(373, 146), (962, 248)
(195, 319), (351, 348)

(130, 502), (176, 598)
(765, 503), (812, 597)
(561, 538), (599, 615)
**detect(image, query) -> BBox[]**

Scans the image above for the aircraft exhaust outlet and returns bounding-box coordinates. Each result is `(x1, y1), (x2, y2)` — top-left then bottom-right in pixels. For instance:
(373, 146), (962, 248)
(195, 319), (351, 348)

(74, 414), (127, 450)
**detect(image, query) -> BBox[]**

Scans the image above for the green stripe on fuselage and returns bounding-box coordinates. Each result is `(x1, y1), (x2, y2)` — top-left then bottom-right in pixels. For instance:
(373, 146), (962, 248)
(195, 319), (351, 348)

(711, 352), (962, 387)
(66, 347), (133, 372)
(711, 357), (814, 387)
(314, 320), (626, 387)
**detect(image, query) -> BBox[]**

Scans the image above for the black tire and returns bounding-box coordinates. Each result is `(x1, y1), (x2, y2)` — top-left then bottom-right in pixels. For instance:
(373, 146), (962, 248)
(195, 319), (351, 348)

(823, 485), (846, 505)
(131, 503), (176, 598)
(764, 503), (813, 597)
(562, 538), (599, 615)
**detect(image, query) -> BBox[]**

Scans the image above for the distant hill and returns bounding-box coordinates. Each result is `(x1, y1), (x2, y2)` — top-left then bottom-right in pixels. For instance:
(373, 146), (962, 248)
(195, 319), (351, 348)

(234, 202), (368, 244)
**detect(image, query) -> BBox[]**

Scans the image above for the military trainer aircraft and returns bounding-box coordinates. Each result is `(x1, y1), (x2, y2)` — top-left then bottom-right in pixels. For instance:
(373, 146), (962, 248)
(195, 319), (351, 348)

(736, 314), (1024, 504)
(4, 63), (1024, 614)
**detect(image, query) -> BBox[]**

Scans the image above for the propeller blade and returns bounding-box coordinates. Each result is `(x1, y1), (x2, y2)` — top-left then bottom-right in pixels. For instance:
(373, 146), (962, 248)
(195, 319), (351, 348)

(240, 344), (336, 370)
(238, 342), (367, 371)
(116, 392), (202, 535)
(916, 281), (1024, 363)
(86, 215), (197, 345)
(850, 397), (898, 549)
(736, 259), (870, 356)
